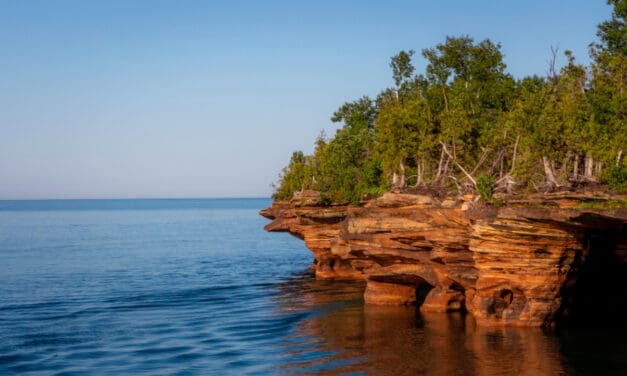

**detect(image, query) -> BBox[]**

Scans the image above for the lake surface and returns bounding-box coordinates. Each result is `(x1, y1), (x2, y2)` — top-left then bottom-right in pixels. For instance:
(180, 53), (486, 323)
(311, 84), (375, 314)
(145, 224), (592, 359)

(1, 198), (625, 375)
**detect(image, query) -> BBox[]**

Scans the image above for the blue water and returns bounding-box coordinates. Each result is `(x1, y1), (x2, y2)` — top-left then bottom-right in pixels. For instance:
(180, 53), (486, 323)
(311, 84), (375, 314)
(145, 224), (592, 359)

(1, 199), (626, 375)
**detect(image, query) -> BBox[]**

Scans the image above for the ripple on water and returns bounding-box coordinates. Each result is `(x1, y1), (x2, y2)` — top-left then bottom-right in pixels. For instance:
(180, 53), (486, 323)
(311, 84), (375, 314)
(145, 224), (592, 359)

(2, 200), (627, 375)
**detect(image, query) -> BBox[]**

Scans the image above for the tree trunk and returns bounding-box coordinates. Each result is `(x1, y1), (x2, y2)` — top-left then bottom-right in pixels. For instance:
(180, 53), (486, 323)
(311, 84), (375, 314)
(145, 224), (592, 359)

(584, 155), (594, 179)
(573, 153), (579, 181)
(542, 156), (560, 187)
(435, 147), (446, 182)
(399, 161), (406, 188)
(618, 150), (624, 167)
(510, 133), (520, 174)
(441, 85), (449, 113)
(442, 157), (450, 180)
(415, 157), (425, 187)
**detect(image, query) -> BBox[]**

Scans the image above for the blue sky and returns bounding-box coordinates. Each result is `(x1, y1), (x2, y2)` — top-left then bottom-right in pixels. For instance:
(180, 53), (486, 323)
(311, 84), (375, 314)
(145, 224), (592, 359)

(0, 0), (613, 199)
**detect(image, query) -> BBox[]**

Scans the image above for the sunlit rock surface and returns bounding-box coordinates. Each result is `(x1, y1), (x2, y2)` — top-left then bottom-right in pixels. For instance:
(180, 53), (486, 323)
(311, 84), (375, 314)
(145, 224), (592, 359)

(261, 191), (627, 327)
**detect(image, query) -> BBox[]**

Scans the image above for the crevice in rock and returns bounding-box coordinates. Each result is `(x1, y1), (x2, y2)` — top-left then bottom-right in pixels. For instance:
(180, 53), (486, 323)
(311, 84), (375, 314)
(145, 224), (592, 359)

(365, 274), (435, 307)
(416, 281), (435, 308)
(499, 289), (513, 306)
(482, 287), (525, 321)
(449, 282), (465, 292)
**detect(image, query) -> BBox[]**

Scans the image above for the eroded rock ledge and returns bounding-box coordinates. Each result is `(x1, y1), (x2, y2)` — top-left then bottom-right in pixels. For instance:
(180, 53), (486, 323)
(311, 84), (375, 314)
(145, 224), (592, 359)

(261, 190), (627, 327)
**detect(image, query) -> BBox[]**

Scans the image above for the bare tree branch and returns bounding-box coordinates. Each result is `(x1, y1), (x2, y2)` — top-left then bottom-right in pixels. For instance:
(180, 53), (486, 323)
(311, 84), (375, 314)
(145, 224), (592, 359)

(470, 147), (490, 176)
(440, 141), (477, 187)
(509, 132), (521, 174)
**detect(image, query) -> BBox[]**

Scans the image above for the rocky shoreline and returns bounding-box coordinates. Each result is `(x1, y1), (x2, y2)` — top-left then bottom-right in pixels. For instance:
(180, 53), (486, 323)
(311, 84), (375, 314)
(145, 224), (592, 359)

(261, 190), (627, 328)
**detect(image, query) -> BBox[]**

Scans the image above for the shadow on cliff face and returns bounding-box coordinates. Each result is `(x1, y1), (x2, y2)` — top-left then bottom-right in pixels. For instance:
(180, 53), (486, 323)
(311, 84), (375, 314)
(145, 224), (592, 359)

(556, 214), (627, 330)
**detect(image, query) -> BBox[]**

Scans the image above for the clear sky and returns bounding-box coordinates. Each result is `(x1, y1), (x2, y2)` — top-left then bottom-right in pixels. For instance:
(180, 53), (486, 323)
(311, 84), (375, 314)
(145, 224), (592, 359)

(0, 0), (614, 199)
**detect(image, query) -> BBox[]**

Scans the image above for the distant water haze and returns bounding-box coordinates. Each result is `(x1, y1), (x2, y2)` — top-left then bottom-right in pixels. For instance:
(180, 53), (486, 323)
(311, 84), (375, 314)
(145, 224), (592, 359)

(0, 1), (613, 199)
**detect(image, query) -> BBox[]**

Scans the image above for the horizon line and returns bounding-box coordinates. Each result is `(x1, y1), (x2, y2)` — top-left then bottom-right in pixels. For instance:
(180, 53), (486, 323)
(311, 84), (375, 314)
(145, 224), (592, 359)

(0, 196), (272, 201)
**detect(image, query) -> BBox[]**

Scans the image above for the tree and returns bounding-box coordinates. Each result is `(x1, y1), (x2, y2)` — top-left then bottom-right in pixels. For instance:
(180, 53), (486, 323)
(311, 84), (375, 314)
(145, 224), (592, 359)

(376, 96), (433, 187)
(316, 97), (381, 203)
(390, 50), (415, 100)
(272, 9), (626, 202)
(596, 0), (626, 57)
(588, 0), (626, 181)
(273, 151), (311, 200)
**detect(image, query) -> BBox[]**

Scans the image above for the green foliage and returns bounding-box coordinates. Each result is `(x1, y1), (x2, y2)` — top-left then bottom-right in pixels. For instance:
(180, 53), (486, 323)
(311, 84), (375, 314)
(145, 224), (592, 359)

(313, 97), (385, 204)
(605, 164), (627, 192)
(272, 151), (312, 200)
(273, 7), (626, 204)
(476, 175), (494, 202)
(390, 50), (415, 89)
(596, 0), (626, 56)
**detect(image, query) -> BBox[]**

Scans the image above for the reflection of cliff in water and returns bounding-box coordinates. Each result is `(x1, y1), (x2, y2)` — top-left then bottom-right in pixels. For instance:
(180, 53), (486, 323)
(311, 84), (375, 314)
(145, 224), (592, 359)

(271, 273), (627, 375)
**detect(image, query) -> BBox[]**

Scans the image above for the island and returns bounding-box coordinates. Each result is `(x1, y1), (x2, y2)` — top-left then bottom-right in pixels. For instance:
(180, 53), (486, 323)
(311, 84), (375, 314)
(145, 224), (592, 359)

(262, 1), (626, 328)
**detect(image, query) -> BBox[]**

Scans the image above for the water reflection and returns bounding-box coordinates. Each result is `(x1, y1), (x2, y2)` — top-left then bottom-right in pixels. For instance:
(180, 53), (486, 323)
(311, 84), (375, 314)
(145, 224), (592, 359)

(272, 275), (626, 375)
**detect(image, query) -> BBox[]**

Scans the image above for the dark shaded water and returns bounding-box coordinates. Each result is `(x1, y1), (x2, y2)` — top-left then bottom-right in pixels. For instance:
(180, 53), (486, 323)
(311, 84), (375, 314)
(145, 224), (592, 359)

(0, 198), (625, 375)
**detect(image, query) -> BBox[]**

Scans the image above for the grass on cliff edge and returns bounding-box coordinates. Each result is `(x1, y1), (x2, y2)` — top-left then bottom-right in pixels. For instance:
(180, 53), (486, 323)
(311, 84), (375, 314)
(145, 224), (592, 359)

(575, 199), (627, 210)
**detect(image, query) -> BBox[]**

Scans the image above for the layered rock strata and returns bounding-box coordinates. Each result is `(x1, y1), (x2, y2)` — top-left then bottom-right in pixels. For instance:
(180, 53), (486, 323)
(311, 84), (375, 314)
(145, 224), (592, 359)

(261, 191), (627, 327)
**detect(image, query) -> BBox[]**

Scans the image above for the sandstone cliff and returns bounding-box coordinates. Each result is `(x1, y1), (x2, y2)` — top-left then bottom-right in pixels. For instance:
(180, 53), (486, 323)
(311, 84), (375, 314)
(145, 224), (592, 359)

(261, 190), (627, 327)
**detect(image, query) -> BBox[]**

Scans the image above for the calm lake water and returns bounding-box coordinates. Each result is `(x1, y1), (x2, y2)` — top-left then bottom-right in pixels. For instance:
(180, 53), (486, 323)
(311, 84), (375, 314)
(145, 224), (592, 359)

(1, 198), (625, 375)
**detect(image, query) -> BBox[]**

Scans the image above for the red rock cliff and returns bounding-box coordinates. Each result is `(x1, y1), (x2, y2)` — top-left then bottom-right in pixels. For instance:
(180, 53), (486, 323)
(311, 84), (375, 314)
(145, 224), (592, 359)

(261, 190), (627, 327)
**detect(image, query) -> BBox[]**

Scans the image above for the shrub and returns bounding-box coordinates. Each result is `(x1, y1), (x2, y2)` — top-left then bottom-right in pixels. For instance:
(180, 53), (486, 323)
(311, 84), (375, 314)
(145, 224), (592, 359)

(476, 175), (495, 202)
(605, 164), (627, 193)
